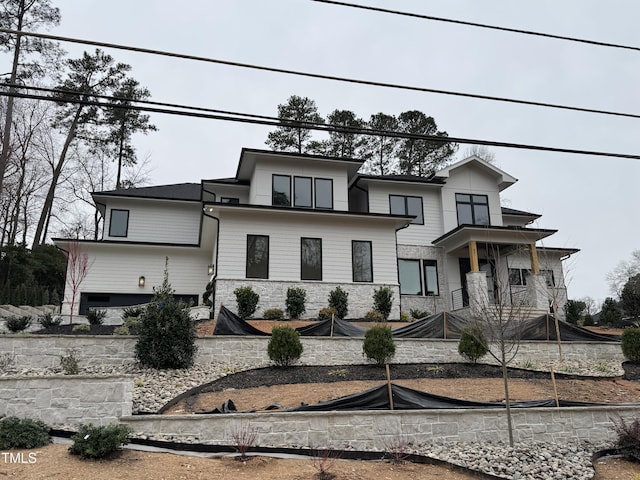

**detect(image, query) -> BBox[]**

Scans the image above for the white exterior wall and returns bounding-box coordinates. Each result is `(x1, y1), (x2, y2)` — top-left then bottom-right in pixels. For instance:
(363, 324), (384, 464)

(440, 164), (503, 232)
(248, 158), (350, 211)
(216, 209), (399, 284)
(104, 199), (201, 244)
(202, 183), (249, 203)
(61, 244), (210, 315)
(367, 182), (443, 245)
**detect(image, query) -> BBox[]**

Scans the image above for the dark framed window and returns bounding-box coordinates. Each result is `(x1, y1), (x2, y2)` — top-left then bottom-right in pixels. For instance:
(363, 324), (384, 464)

(541, 269), (555, 287)
(352, 240), (373, 282)
(456, 193), (489, 226)
(314, 178), (333, 209)
(272, 174), (291, 206)
(109, 209), (129, 237)
(221, 197), (239, 204)
(301, 237), (322, 280)
(246, 235), (269, 279)
(424, 260), (439, 296)
(389, 195), (423, 224)
(398, 259), (422, 295)
(294, 176), (312, 208)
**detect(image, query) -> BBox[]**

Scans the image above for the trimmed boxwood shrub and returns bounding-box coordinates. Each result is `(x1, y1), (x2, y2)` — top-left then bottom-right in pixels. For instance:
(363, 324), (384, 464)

(363, 325), (395, 366)
(0, 417), (50, 449)
(458, 326), (489, 363)
(268, 326), (303, 367)
(263, 308), (284, 320)
(286, 287), (306, 319)
(622, 328), (640, 363)
(364, 310), (385, 322)
(328, 286), (348, 319)
(69, 423), (132, 459)
(234, 286), (259, 320)
(373, 286), (393, 320)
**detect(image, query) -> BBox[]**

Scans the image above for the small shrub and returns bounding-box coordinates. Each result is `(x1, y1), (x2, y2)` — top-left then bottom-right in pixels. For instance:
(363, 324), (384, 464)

(113, 325), (130, 335)
(6, 315), (32, 332)
(229, 424), (258, 461)
(0, 417), (50, 449)
(612, 416), (640, 461)
(122, 306), (143, 319)
(69, 423), (132, 460)
(328, 286), (348, 319)
(39, 312), (61, 329)
(234, 286), (259, 320)
(582, 313), (594, 326)
(383, 434), (410, 465)
(328, 368), (348, 378)
(622, 328), (640, 363)
(318, 306), (338, 321)
(123, 317), (140, 334)
(364, 310), (385, 322)
(60, 348), (80, 375)
(310, 447), (339, 480)
(263, 308), (284, 320)
(363, 325), (395, 366)
(268, 326), (303, 367)
(458, 326), (489, 363)
(400, 311), (411, 322)
(72, 323), (90, 333)
(373, 286), (393, 320)
(286, 287), (307, 319)
(86, 309), (107, 325)
(409, 308), (430, 320)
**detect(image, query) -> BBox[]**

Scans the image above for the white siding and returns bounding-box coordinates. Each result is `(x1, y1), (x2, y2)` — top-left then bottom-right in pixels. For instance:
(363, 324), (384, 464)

(249, 158), (350, 210)
(367, 182), (443, 245)
(440, 163), (503, 232)
(104, 199), (201, 244)
(216, 209), (399, 284)
(202, 183), (249, 203)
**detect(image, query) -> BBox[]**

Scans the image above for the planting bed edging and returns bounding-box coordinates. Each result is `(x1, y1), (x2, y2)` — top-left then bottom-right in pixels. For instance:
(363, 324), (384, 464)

(121, 405), (640, 449)
(0, 375), (132, 425)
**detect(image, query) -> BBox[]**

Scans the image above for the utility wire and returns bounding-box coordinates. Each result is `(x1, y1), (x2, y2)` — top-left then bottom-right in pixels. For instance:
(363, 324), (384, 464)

(3, 85), (640, 161)
(312, 0), (640, 52)
(1, 28), (639, 120)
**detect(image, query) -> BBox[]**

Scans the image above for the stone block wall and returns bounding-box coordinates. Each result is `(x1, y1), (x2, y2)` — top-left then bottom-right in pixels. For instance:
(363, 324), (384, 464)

(215, 279), (401, 319)
(122, 405), (640, 449)
(0, 375), (132, 425)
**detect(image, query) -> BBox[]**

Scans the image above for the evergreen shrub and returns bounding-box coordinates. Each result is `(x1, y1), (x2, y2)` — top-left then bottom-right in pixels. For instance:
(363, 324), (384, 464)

(86, 309), (107, 325)
(234, 286), (259, 320)
(363, 325), (395, 366)
(69, 423), (132, 460)
(373, 286), (393, 320)
(6, 316), (32, 332)
(328, 286), (348, 319)
(39, 312), (61, 329)
(458, 326), (489, 363)
(409, 308), (430, 320)
(263, 308), (284, 320)
(0, 417), (50, 449)
(622, 328), (640, 363)
(285, 287), (306, 319)
(268, 326), (303, 367)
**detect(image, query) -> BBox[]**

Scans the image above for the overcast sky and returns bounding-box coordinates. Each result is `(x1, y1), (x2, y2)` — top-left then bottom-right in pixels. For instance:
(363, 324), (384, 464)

(41, 0), (640, 304)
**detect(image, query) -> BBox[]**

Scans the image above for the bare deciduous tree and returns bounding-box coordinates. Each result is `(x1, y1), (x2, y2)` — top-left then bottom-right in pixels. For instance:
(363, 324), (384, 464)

(64, 240), (91, 324)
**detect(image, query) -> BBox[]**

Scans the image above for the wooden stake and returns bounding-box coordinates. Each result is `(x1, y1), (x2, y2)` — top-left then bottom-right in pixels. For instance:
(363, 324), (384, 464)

(385, 363), (394, 410)
(550, 366), (559, 408)
(443, 311), (447, 339)
(330, 314), (334, 337)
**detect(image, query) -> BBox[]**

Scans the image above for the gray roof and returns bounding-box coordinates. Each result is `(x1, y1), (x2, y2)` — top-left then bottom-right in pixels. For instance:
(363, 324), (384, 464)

(93, 183), (201, 201)
(501, 206), (540, 217)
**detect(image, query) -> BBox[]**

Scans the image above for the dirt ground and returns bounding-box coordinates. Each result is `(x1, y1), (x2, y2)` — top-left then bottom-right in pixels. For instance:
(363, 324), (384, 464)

(2, 444), (637, 480)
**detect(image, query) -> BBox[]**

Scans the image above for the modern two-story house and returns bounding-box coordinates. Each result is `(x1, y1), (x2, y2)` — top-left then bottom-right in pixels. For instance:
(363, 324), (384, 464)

(54, 148), (577, 320)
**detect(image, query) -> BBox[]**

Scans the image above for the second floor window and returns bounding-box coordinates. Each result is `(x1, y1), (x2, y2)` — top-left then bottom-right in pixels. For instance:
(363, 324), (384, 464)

(456, 193), (489, 226)
(272, 175), (291, 206)
(272, 174), (334, 209)
(109, 209), (129, 237)
(389, 195), (423, 224)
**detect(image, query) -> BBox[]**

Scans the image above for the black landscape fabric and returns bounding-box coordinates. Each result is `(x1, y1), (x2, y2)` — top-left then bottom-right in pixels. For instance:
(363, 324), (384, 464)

(295, 317), (368, 337)
(212, 306), (269, 336)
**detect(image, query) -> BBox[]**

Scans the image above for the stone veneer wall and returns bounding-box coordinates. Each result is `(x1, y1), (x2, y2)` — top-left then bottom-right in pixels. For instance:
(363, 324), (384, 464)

(121, 405), (640, 449)
(0, 335), (624, 368)
(214, 279), (401, 319)
(0, 375), (132, 425)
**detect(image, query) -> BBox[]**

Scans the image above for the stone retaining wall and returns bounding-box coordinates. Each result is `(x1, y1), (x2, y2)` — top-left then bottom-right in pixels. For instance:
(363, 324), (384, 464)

(0, 375), (132, 425)
(0, 335), (624, 369)
(122, 405), (640, 449)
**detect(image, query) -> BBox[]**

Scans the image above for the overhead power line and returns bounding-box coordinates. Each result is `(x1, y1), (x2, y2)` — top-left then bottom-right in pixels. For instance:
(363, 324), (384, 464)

(1, 28), (639, 120)
(312, 0), (640, 52)
(2, 85), (640, 161)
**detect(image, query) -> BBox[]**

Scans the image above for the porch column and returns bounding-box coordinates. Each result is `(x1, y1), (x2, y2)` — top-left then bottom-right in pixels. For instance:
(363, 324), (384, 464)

(529, 243), (540, 275)
(467, 271), (489, 318)
(526, 243), (549, 311)
(469, 240), (479, 272)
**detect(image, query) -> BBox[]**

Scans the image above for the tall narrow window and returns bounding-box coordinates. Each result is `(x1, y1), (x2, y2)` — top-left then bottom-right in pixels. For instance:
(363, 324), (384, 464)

(389, 195), (423, 224)
(272, 175), (291, 206)
(424, 260), (439, 296)
(314, 178), (333, 209)
(109, 209), (129, 237)
(398, 259), (422, 295)
(246, 235), (269, 279)
(294, 176), (312, 207)
(456, 194), (489, 225)
(301, 238), (322, 280)
(352, 241), (373, 282)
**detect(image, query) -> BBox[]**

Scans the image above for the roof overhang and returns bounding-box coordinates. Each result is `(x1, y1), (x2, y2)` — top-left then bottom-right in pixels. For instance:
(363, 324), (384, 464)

(432, 224), (557, 254)
(434, 156), (517, 191)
